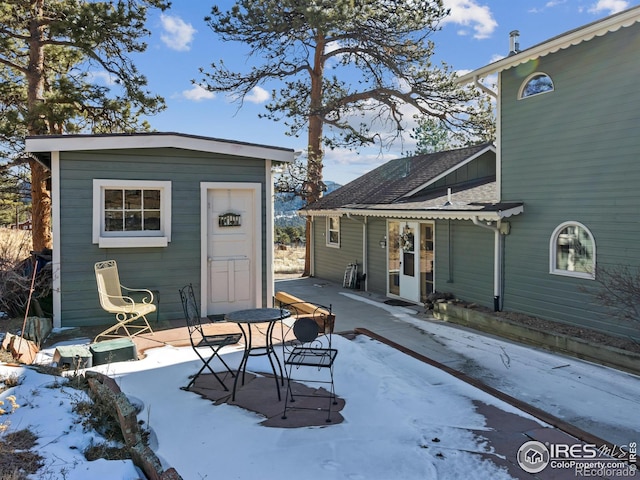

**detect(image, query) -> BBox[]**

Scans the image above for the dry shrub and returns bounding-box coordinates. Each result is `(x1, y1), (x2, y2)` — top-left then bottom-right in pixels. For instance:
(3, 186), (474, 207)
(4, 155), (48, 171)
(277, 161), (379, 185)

(0, 228), (51, 318)
(72, 391), (130, 462)
(0, 229), (31, 265)
(0, 373), (22, 392)
(274, 245), (305, 274)
(0, 429), (43, 479)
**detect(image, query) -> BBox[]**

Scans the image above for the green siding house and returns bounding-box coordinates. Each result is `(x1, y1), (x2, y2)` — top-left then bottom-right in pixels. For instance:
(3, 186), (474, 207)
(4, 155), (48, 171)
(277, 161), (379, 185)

(25, 133), (294, 328)
(305, 6), (640, 342)
(456, 6), (640, 340)
(302, 143), (523, 308)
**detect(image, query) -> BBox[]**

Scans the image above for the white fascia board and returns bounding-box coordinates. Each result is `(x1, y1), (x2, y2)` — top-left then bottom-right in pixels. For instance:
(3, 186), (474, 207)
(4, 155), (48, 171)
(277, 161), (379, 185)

(25, 133), (295, 163)
(457, 7), (640, 84)
(402, 144), (496, 199)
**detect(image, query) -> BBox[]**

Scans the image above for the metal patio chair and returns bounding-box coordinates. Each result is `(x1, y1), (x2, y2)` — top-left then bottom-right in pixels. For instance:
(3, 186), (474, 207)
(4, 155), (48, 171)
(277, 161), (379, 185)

(179, 284), (242, 391)
(279, 302), (338, 422)
(94, 260), (156, 343)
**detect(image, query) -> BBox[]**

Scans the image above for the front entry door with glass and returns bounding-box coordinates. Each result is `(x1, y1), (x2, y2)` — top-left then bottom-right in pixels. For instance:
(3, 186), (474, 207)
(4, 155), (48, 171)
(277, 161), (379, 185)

(398, 222), (420, 302)
(388, 221), (434, 303)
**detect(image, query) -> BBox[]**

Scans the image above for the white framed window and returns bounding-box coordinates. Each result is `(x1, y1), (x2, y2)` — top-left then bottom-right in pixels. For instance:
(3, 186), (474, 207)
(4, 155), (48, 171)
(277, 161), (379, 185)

(326, 216), (340, 247)
(93, 179), (172, 248)
(519, 72), (554, 99)
(549, 221), (595, 279)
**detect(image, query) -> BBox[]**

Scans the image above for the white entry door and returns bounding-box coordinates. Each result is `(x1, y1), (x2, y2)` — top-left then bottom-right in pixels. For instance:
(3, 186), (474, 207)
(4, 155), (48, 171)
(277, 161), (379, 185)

(205, 187), (258, 316)
(398, 222), (420, 302)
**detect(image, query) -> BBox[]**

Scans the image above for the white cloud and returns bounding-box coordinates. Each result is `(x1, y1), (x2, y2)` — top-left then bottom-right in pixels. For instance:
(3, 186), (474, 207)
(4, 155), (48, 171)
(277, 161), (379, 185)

(160, 14), (196, 51)
(443, 0), (498, 39)
(588, 0), (629, 14)
(546, 0), (569, 7)
(529, 0), (568, 13)
(182, 85), (215, 101)
(245, 86), (270, 104)
(88, 70), (117, 85)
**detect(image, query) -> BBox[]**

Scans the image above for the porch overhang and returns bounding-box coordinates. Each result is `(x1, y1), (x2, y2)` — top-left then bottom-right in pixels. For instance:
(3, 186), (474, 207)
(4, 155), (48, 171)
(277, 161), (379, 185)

(299, 202), (524, 223)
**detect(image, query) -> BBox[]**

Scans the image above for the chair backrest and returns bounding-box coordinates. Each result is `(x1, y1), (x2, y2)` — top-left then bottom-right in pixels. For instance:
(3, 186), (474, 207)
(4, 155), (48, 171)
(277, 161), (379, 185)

(281, 302), (333, 350)
(179, 284), (204, 339)
(95, 260), (128, 312)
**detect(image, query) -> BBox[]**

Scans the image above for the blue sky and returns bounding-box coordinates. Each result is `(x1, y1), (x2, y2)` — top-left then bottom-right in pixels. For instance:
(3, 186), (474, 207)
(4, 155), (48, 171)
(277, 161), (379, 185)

(132, 0), (640, 185)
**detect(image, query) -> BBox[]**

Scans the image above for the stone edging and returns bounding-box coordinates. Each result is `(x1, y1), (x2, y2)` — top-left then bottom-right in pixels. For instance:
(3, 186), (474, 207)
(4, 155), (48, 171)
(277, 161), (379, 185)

(85, 371), (181, 480)
(433, 302), (640, 377)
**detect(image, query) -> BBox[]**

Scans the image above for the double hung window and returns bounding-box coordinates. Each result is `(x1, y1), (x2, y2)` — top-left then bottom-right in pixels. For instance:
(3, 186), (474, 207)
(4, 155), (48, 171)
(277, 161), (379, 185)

(327, 216), (340, 247)
(93, 179), (172, 248)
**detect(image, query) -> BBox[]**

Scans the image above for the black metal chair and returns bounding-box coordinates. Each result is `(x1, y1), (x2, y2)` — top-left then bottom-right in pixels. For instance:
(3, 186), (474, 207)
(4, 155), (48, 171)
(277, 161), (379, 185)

(279, 302), (338, 422)
(179, 284), (242, 391)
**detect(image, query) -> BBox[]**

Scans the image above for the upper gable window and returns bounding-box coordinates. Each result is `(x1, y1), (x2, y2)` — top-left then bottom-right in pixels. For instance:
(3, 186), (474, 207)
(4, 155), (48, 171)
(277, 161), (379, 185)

(93, 179), (172, 248)
(519, 72), (554, 99)
(550, 222), (595, 279)
(326, 216), (340, 248)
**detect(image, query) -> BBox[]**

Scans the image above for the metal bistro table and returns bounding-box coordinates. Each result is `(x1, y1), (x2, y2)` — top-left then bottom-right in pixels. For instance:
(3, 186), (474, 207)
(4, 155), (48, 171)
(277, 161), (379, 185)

(224, 307), (291, 401)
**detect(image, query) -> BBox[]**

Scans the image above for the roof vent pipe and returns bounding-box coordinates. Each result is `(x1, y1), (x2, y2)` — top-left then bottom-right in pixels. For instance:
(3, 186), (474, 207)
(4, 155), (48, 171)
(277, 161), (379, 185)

(509, 30), (520, 55)
(443, 187), (452, 206)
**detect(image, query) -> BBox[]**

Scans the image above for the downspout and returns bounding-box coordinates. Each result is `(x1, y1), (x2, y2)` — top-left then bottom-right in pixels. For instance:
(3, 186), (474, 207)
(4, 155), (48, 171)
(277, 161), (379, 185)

(474, 75), (502, 199)
(309, 216), (315, 277)
(471, 77), (503, 310)
(472, 218), (505, 311)
(473, 75), (497, 98)
(447, 219), (453, 283)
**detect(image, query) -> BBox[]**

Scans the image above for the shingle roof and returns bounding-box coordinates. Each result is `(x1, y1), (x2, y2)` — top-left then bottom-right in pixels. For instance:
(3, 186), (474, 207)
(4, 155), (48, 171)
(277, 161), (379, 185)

(305, 143), (495, 210)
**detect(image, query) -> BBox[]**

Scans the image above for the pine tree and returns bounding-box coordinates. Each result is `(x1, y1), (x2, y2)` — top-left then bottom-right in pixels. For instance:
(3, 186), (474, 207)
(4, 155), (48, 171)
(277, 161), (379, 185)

(200, 0), (492, 273)
(0, 0), (170, 250)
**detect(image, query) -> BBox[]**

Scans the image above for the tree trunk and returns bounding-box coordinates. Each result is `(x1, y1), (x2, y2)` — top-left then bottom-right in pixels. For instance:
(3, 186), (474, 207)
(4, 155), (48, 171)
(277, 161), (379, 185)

(302, 32), (326, 277)
(29, 159), (51, 251)
(27, 0), (52, 251)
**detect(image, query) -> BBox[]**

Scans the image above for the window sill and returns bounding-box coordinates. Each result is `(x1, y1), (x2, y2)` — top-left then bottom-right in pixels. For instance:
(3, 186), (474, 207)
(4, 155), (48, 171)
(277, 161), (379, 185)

(550, 269), (594, 280)
(97, 236), (169, 248)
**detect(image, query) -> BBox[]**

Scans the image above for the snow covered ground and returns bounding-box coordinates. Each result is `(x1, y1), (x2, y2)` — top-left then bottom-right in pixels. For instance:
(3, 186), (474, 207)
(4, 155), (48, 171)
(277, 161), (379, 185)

(1, 288), (638, 479)
(2, 332), (539, 479)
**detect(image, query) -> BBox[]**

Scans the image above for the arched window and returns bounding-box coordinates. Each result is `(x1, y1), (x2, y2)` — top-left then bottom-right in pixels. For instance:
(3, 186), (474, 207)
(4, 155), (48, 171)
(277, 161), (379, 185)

(519, 72), (554, 99)
(549, 222), (595, 279)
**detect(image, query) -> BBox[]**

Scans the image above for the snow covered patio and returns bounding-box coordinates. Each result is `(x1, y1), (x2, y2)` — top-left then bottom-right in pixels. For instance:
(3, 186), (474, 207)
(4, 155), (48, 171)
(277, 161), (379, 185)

(2, 277), (638, 479)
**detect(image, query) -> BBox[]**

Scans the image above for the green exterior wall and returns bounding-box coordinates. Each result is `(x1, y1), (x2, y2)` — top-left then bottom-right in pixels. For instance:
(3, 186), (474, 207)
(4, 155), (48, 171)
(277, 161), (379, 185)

(310, 214), (495, 309)
(500, 22), (640, 338)
(364, 219), (388, 293)
(434, 220), (494, 307)
(312, 215), (364, 285)
(425, 151), (496, 193)
(58, 148), (269, 327)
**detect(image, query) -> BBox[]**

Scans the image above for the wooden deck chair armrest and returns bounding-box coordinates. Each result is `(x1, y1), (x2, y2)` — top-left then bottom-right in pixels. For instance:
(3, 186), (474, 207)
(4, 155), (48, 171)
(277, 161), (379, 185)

(120, 285), (155, 304)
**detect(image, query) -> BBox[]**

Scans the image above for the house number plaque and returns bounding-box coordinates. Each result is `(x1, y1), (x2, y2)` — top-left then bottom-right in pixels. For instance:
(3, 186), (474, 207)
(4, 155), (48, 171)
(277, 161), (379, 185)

(218, 212), (241, 227)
